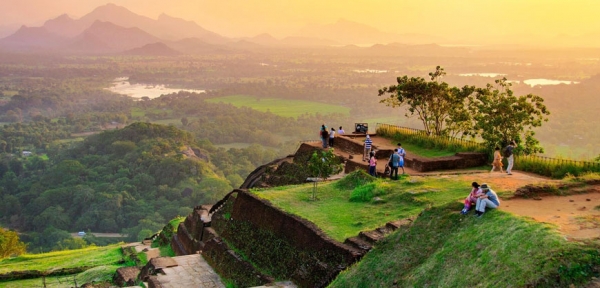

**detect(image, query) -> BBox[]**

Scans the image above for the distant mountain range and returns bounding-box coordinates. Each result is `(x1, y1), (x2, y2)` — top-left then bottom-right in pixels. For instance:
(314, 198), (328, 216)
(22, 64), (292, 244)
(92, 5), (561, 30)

(0, 3), (447, 55)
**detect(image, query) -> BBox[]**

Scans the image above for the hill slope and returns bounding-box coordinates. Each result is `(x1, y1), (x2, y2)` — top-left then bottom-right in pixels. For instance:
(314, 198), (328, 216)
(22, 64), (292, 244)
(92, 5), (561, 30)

(0, 123), (232, 251)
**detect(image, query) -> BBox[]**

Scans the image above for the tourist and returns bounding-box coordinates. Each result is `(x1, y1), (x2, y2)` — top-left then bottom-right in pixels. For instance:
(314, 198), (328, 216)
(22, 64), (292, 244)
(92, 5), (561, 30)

(329, 128), (335, 147)
(321, 128), (329, 148)
(368, 151), (377, 176)
(363, 135), (373, 161)
(396, 143), (406, 174)
(491, 146), (504, 173)
(338, 126), (345, 135)
(504, 141), (515, 175)
(389, 149), (401, 180)
(474, 183), (500, 217)
(461, 182), (482, 214)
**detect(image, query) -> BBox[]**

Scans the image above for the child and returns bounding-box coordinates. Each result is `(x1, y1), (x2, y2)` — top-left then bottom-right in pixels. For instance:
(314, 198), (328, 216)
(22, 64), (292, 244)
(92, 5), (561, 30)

(368, 151), (377, 176)
(461, 182), (482, 214)
(491, 146), (503, 173)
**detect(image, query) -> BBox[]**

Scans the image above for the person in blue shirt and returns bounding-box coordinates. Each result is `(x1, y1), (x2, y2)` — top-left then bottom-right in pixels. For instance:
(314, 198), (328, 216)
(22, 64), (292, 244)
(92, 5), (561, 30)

(474, 183), (500, 217)
(388, 149), (401, 180)
(396, 143), (406, 174)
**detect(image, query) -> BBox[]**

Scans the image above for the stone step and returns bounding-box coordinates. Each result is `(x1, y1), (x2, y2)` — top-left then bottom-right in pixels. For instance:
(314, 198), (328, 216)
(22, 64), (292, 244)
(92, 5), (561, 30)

(344, 236), (373, 252)
(358, 230), (385, 244)
(386, 219), (413, 231)
(376, 226), (393, 235)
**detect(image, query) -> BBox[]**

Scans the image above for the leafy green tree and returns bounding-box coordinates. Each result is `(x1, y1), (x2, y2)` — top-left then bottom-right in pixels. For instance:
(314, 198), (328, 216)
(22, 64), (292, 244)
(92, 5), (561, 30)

(53, 237), (89, 251)
(308, 148), (343, 200)
(378, 66), (475, 136)
(469, 78), (550, 154)
(0, 227), (27, 258)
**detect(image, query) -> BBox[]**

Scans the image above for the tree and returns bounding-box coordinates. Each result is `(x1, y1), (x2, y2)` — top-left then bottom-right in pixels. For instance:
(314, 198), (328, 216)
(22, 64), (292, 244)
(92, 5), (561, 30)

(469, 78), (550, 154)
(378, 66), (475, 136)
(307, 148), (343, 200)
(0, 227), (27, 258)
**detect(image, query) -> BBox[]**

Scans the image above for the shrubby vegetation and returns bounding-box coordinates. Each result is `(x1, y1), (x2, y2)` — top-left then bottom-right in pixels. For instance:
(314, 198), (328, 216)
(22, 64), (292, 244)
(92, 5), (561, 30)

(0, 123), (284, 252)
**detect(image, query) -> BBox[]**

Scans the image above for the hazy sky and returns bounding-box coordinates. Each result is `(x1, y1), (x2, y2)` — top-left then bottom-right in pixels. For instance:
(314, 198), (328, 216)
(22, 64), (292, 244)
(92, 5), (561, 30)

(1, 0), (599, 39)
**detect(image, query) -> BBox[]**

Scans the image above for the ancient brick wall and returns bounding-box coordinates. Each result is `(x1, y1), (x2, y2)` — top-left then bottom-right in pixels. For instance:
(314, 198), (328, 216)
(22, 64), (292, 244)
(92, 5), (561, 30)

(207, 190), (361, 288)
(332, 136), (367, 155)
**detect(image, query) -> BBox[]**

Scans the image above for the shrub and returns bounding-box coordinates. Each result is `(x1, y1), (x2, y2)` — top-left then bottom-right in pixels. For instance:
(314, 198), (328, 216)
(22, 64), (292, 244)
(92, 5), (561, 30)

(349, 183), (376, 202)
(335, 170), (375, 190)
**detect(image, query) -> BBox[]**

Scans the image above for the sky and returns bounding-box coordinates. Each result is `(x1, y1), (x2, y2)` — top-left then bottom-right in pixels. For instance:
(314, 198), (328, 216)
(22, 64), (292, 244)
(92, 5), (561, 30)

(1, 0), (600, 40)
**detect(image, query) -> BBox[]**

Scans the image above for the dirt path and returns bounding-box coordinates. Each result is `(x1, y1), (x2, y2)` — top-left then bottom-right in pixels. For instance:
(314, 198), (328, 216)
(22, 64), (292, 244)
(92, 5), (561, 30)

(457, 172), (600, 240)
(502, 191), (600, 240)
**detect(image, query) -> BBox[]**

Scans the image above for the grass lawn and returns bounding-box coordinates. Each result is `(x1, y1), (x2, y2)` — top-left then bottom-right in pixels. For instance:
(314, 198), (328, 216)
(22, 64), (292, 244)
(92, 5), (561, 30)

(0, 265), (121, 288)
(252, 172), (470, 242)
(0, 244), (124, 274)
(376, 136), (465, 158)
(330, 204), (600, 287)
(205, 95), (350, 118)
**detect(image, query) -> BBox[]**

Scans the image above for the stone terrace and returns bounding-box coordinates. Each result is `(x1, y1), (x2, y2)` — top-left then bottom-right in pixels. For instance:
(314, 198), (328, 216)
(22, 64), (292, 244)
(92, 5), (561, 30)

(310, 134), (488, 177)
(146, 255), (225, 288)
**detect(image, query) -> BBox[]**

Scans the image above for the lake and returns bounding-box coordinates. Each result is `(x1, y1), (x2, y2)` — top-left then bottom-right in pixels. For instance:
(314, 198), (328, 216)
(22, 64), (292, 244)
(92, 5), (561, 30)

(107, 77), (205, 99)
(523, 79), (579, 87)
(458, 73), (506, 77)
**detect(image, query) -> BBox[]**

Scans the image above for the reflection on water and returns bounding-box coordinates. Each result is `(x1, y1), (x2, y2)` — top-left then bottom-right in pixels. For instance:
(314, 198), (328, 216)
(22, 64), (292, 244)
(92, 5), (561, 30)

(458, 73), (506, 77)
(353, 69), (388, 73)
(523, 79), (579, 87)
(107, 77), (205, 99)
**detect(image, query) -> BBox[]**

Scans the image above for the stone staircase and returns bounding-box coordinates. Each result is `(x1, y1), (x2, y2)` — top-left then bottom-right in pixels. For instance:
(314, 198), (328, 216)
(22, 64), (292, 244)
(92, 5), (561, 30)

(344, 218), (414, 254)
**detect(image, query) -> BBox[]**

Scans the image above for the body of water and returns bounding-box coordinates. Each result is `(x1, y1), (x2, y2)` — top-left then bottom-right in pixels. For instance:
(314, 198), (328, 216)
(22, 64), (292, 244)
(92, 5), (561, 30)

(458, 73), (506, 77)
(353, 69), (388, 73)
(523, 79), (580, 87)
(107, 77), (205, 99)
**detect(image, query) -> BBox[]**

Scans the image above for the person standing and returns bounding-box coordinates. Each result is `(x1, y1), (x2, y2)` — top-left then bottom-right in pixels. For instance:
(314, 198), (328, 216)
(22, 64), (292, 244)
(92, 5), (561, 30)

(504, 141), (515, 175)
(396, 143), (406, 174)
(474, 183), (500, 217)
(363, 135), (373, 161)
(329, 128), (335, 147)
(389, 149), (400, 180)
(491, 147), (504, 173)
(368, 151), (377, 176)
(338, 126), (345, 135)
(321, 128), (329, 148)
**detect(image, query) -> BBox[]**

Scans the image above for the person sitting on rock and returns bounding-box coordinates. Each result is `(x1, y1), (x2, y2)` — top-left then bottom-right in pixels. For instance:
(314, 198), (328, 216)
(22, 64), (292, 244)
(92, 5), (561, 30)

(461, 182), (482, 214)
(474, 183), (500, 217)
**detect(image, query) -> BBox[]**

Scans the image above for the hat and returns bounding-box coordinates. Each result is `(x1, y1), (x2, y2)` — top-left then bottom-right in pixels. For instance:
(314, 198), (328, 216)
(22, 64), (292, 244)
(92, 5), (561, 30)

(480, 183), (490, 189)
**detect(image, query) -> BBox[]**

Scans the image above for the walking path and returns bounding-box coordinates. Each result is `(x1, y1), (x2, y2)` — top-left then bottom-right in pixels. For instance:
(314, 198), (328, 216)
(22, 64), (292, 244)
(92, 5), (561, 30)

(148, 254), (225, 288)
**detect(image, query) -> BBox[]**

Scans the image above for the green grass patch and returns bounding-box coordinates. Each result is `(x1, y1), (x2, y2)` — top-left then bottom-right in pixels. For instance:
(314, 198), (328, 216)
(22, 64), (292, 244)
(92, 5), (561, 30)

(397, 142), (457, 158)
(0, 265), (121, 288)
(0, 244), (123, 274)
(377, 124), (488, 155)
(515, 155), (600, 178)
(330, 204), (600, 287)
(205, 95), (350, 118)
(252, 172), (470, 241)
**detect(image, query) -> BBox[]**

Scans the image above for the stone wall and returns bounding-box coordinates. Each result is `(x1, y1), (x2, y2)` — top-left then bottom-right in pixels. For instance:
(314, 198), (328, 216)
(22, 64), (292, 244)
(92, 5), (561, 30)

(332, 136), (368, 155)
(408, 152), (487, 172)
(208, 190), (362, 288)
